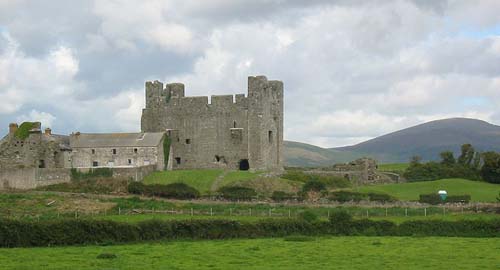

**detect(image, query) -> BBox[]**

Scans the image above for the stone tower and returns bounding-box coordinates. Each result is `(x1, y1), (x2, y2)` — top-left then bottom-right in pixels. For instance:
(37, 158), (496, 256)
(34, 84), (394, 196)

(141, 75), (284, 171)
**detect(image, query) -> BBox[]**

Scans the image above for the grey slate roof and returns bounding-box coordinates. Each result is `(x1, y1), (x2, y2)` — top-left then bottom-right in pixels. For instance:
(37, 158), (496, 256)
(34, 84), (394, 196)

(70, 132), (164, 148)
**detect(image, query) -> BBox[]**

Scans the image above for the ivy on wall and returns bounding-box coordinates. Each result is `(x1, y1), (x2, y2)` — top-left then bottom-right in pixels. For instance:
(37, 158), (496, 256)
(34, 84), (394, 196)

(163, 135), (171, 170)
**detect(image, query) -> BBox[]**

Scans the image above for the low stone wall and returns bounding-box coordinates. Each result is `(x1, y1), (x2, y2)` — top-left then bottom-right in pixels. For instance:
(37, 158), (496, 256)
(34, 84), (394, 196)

(0, 165), (157, 190)
(0, 168), (71, 190)
(111, 165), (156, 181)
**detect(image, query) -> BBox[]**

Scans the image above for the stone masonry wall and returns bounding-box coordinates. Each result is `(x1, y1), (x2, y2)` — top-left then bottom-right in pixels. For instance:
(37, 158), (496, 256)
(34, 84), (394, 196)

(70, 145), (164, 170)
(141, 75), (283, 171)
(0, 168), (70, 190)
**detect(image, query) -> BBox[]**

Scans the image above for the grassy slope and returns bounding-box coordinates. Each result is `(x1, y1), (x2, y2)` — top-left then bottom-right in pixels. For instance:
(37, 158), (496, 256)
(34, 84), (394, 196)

(143, 170), (224, 193)
(142, 170), (298, 194)
(378, 163), (409, 173)
(1, 237), (498, 270)
(357, 178), (500, 202)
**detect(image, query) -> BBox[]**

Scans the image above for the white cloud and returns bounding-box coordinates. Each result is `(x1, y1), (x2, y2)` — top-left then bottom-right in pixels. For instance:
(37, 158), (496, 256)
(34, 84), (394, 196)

(17, 110), (56, 128)
(1, 0), (500, 148)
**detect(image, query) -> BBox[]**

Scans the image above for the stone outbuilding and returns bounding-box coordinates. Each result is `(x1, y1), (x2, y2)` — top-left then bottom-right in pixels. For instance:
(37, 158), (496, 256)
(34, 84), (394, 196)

(69, 132), (166, 170)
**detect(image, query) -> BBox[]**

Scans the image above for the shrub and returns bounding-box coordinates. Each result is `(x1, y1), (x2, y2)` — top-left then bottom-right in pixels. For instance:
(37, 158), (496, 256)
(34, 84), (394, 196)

(271, 191), (294, 202)
(419, 194), (471, 204)
(298, 211), (318, 223)
(367, 192), (397, 203)
(127, 182), (200, 199)
(127, 181), (145, 194)
(328, 191), (368, 202)
(302, 180), (326, 192)
(218, 186), (257, 201)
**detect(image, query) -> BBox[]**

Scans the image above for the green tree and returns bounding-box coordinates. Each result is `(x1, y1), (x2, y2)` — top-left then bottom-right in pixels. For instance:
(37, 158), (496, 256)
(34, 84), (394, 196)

(480, 151), (500, 184)
(458, 144), (475, 167)
(440, 151), (456, 166)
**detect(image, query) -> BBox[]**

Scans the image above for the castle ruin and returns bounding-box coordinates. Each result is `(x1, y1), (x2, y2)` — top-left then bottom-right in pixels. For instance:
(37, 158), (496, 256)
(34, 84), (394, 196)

(141, 75), (284, 171)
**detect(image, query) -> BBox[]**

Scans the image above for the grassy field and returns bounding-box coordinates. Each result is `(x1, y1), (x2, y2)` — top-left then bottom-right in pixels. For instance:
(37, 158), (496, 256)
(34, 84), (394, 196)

(378, 163), (409, 173)
(358, 178), (500, 202)
(0, 237), (498, 269)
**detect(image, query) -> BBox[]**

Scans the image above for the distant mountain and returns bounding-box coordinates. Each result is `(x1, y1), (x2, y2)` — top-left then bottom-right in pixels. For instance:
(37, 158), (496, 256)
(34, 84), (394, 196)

(284, 141), (361, 167)
(284, 118), (500, 167)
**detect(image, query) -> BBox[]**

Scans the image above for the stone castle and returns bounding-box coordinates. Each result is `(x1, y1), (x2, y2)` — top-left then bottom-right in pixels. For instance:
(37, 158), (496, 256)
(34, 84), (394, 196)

(141, 75), (284, 171)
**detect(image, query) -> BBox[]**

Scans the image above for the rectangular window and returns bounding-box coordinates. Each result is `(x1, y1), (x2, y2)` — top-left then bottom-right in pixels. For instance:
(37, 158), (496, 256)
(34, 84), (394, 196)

(134, 148), (138, 154)
(92, 161), (98, 167)
(38, 160), (45, 168)
(91, 149), (95, 154)
(185, 139), (191, 144)
(175, 157), (181, 165)
(268, 130), (273, 143)
(128, 159), (132, 165)
(112, 149), (117, 155)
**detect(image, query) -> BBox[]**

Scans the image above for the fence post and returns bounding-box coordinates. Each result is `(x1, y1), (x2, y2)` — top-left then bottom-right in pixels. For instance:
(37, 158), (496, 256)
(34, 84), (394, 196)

(385, 208), (388, 217)
(366, 210), (369, 218)
(191, 208), (194, 216)
(230, 208), (232, 216)
(118, 207), (121, 215)
(405, 208), (408, 217)
(249, 208), (252, 216)
(289, 209), (291, 218)
(210, 208), (213, 216)
(269, 209), (272, 217)
(327, 210), (330, 219)
(424, 208), (427, 217)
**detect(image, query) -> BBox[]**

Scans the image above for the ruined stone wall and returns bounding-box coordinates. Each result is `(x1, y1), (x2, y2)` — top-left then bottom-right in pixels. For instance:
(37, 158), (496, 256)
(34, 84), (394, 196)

(0, 168), (70, 190)
(141, 76), (283, 171)
(111, 165), (157, 182)
(0, 131), (65, 170)
(70, 145), (164, 170)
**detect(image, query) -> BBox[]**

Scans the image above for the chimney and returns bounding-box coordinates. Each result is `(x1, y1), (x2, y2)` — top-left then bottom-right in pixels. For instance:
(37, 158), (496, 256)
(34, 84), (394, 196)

(9, 123), (18, 135)
(44, 128), (52, 136)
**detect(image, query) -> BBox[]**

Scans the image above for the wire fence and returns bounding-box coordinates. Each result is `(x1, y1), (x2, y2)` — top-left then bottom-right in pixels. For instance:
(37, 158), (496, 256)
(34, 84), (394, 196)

(2, 203), (494, 222)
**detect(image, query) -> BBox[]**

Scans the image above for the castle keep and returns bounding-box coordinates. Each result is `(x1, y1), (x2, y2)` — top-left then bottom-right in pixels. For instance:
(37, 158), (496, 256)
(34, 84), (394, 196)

(141, 75), (284, 171)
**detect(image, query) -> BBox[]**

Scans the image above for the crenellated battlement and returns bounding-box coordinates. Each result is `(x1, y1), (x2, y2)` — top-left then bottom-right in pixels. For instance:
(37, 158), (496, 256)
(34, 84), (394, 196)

(141, 75), (283, 171)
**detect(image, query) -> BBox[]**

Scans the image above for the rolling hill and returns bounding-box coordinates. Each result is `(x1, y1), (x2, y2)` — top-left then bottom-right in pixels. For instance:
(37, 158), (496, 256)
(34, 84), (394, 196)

(285, 118), (500, 167)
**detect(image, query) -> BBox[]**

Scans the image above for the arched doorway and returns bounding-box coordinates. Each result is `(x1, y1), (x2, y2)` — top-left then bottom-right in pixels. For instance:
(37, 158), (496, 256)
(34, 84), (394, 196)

(239, 159), (249, 171)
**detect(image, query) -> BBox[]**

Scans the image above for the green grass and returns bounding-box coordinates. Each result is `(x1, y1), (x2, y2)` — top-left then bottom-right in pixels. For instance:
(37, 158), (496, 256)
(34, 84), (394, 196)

(143, 169), (223, 193)
(357, 178), (500, 202)
(378, 163), (409, 173)
(0, 237), (498, 269)
(218, 171), (260, 187)
(144, 170), (295, 194)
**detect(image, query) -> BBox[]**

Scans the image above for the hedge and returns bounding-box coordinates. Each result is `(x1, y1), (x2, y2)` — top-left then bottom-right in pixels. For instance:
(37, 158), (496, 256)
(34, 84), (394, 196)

(419, 194), (471, 205)
(328, 191), (396, 203)
(0, 217), (498, 247)
(128, 182), (200, 199)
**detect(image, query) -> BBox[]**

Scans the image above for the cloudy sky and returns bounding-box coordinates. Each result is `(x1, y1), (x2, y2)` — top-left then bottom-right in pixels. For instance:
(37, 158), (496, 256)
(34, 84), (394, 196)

(1, 0), (499, 147)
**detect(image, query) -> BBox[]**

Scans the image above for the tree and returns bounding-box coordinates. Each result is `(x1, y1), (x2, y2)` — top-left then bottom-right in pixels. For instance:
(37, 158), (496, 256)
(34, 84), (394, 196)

(440, 151), (456, 166)
(410, 155), (422, 165)
(480, 152), (500, 184)
(458, 144), (475, 167)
